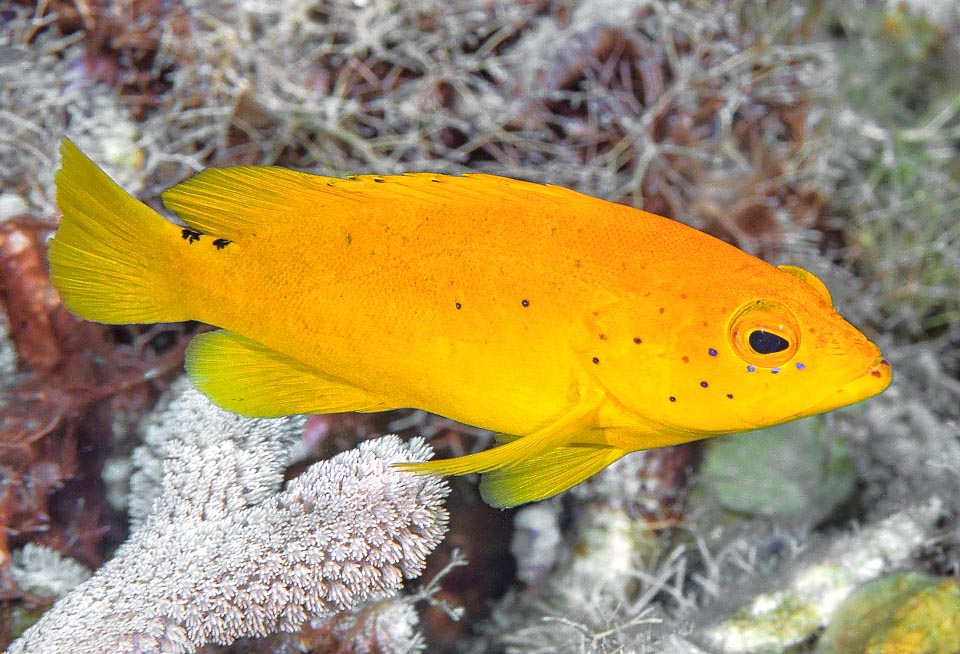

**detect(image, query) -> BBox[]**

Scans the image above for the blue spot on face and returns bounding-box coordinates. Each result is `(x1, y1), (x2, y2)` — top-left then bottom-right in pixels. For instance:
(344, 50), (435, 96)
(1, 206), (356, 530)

(747, 365), (756, 373)
(708, 348), (718, 357)
(796, 362), (805, 370)
(771, 367), (780, 374)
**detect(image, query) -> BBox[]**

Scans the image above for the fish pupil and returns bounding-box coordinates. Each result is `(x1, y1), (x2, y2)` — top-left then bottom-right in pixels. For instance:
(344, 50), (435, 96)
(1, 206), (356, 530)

(748, 329), (789, 354)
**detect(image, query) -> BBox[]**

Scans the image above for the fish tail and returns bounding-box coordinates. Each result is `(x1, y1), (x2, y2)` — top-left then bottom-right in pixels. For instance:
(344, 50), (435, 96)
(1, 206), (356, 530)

(49, 138), (189, 324)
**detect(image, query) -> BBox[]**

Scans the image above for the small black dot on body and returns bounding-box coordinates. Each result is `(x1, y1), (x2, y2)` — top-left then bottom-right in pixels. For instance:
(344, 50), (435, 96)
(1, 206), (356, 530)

(633, 337), (642, 344)
(726, 393), (734, 399)
(669, 396), (676, 402)
(521, 299), (529, 307)
(212, 238), (231, 250)
(700, 381), (708, 388)
(592, 357), (599, 364)
(455, 302), (462, 310)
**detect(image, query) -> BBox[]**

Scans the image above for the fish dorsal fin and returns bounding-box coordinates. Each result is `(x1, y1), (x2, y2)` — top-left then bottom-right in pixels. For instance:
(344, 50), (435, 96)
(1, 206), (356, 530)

(777, 265), (833, 306)
(185, 330), (389, 417)
(479, 444), (626, 507)
(162, 166), (313, 241)
(161, 167), (582, 242)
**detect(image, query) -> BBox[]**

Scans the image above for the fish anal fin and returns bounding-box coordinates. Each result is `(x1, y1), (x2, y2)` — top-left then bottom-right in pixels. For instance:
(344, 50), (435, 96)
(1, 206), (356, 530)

(185, 330), (388, 417)
(480, 445), (627, 508)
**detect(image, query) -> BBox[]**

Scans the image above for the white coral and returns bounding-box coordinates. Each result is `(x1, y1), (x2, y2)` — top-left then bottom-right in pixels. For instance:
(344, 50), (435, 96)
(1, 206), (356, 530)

(128, 378), (305, 527)
(8, 544), (91, 600)
(6, 384), (448, 654)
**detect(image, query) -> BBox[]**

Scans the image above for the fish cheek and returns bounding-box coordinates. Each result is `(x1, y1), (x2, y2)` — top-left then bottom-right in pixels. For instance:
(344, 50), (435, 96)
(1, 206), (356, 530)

(573, 328), (659, 421)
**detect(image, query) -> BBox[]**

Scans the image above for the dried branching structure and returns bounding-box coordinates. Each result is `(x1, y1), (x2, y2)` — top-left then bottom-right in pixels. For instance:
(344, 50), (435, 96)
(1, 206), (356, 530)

(6, 386), (449, 654)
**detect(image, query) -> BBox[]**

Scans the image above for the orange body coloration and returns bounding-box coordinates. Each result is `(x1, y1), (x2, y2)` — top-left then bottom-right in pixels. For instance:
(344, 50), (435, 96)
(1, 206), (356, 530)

(49, 138), (891, 507)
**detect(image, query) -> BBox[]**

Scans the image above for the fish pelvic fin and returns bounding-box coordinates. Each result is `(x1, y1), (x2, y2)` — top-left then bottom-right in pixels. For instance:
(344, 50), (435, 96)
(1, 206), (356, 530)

(394, 392), (603, 478)
(49, 138), (189, 324)
(480, 445), (627, 508)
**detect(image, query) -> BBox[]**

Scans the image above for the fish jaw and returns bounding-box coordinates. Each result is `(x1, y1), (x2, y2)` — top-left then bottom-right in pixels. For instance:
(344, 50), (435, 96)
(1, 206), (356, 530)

(795, 356), (892, 419)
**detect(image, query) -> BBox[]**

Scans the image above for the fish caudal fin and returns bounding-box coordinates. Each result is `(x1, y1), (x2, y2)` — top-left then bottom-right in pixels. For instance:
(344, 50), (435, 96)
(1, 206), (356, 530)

(480, 444), (626, 508)
(49, 138), (188, 324)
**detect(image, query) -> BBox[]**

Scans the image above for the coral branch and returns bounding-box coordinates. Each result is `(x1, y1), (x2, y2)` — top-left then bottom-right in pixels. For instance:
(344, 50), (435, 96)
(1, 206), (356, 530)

(5, 385), (448, 654)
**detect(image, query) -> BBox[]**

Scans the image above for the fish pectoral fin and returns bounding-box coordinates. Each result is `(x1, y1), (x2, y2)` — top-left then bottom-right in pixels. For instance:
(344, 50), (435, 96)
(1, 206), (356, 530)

(394, 393), (603, 477)
(185, 330), (389, 417)
(480, 444), (627, 508)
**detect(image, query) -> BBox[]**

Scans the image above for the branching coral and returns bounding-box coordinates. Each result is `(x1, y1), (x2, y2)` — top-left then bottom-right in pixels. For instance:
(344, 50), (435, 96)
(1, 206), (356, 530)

(5, 385), (449, 654)
(8, 543), (90, 600)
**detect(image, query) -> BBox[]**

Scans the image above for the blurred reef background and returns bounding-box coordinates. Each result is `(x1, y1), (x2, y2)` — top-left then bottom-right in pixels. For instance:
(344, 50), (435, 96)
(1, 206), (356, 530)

(1, 0), (959, 652)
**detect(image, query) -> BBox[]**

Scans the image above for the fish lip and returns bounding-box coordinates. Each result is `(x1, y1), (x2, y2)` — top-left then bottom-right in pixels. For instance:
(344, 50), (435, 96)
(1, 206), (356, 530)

(797, 356), (892, 418)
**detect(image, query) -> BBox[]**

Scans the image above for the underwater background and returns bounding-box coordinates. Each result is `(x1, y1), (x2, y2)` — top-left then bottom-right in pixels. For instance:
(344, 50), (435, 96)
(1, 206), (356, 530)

(1, 0), (959, 652)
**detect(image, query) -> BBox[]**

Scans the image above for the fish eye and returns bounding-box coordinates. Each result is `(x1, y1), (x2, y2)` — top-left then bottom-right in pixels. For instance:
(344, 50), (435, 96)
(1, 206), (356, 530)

(748, 329), (790, 354)
(729, 301), (800, 367)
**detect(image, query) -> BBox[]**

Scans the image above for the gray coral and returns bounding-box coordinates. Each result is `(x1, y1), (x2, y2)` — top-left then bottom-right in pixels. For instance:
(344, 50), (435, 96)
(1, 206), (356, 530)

(6, 385), (448, 654)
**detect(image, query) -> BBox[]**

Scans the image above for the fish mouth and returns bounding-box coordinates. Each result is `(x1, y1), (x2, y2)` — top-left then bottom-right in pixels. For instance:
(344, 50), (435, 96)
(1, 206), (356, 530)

(799, 357), (892, 418)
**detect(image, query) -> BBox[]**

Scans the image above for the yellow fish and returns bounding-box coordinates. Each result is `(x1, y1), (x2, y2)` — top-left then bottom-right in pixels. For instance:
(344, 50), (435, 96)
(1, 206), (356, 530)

(49, 138), (891, 507)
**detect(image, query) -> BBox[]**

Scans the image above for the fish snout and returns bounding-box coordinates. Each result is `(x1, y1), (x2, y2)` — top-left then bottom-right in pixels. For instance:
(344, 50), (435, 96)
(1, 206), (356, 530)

(796, 355), (892, 419)
(870, 357), (892, 385)
(840, 355), (893, 403)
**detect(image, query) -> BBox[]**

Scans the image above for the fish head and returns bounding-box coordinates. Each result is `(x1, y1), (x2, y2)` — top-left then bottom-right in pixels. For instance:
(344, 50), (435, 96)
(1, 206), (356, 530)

(586, 263), (891, 438)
